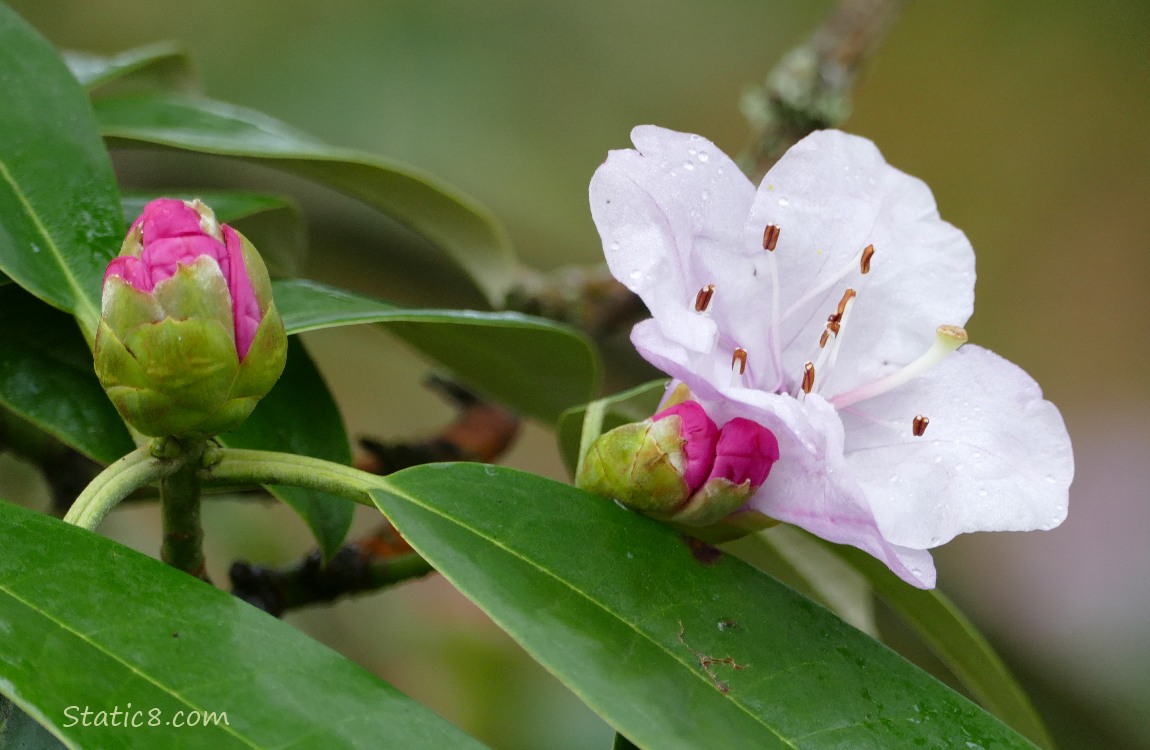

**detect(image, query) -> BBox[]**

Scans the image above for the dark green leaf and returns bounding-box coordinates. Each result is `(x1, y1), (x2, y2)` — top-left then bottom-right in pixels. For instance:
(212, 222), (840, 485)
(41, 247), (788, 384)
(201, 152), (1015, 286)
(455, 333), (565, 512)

(0, 500), (486, 749)
(93, 92), (516, 306)
(65, 42), (195, 95)
(0, 6), (124, 340)
(556, 379), (667, 476)
(805, 535), (1054, 748)
(0, 287), (132, 464)
(221, 337), (354, 559)
(611, 733), (641, 750)
(274, 279), (599, 422)
(371, 464), (1038, 750)
(722, 526), (879, 637)
(121, 190), (306, 276)
(1, 695), (67, 750)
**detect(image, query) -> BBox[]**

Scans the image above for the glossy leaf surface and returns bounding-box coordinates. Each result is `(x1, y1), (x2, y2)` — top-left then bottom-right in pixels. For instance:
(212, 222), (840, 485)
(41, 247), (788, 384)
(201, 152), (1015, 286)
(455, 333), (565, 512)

(0, 6), (123, 339)
(93, 92), (516, 306)
(0, 500), (486, 750)
(274, 279), (598, 422)
(221, 337), (354, 559)
(807, 536), (1054, 748)
(371, 463), (1037, 750)
(0, 287), (132, 464)
(66, 42), (195, 95)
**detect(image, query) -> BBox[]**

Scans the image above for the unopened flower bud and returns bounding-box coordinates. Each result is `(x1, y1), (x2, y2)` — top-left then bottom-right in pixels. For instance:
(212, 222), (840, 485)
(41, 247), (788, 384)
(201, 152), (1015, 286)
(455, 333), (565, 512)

(94, 198), (288, 438)
(577, 401), (779, 526)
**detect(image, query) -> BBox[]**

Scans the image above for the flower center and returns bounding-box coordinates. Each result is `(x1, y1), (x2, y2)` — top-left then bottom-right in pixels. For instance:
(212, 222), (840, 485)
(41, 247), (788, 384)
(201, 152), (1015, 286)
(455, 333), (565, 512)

(692, 221), (969, 438)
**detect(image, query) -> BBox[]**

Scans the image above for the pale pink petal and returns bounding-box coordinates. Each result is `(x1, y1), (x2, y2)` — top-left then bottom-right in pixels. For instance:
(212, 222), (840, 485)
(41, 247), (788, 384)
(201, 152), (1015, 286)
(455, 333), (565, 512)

(738, 130), (975, 396)
(841, 345), (1073, 549)
(591, 126), (756, 355)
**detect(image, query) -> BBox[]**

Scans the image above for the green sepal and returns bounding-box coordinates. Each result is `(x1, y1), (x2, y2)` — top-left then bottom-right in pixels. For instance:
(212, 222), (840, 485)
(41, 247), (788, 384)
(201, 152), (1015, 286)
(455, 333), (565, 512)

(575, 417), (690, 514)
(672, 508), (778, 544)
(150, 256), (235, 333)
(663, 477), (754, 526)
(99, 275), (163, 332)
(236, 229), (275, 308)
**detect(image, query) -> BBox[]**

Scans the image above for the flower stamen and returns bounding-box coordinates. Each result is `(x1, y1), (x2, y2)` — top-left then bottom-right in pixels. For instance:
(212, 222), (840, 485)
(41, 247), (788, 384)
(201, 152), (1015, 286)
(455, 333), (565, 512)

(731, 347), (748, 376)
(694, 284), (715, 313)
(860, 244), (875, 274)
(912, 415), (930, 437)
(834, 288), (856, 319)
(831, 325), (968, 409)
(762, 224), (780, 251)
(762, 224), (785, 390)
(730, 346), (749, 388)
(800, 362), (816, 395)
(781, 245), (872, 323)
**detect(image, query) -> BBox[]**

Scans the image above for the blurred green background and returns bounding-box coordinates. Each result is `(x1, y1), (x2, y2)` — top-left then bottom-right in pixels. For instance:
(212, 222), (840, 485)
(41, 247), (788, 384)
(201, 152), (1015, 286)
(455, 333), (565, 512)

(5, 1), (1149, 747)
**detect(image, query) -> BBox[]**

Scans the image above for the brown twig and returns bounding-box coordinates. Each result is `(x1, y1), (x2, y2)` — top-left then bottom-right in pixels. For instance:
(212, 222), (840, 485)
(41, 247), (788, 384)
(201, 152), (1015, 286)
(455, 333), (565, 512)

(355, 374), (520, 473)
(739, 0), (907, 180)
(232, 375), (519, 616)
(230, 523), (432, 616)
(505, 0), (906, 340)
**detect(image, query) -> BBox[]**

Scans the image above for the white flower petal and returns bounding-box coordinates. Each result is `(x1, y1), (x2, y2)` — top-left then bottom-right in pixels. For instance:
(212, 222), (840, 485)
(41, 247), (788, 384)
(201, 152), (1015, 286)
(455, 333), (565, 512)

(591, 126), (755, 354)
(841, 345), (1073, 549)
(737, 130), (976, 396)
(707, 392), (937, 588)
(592, 125), (1071, 589)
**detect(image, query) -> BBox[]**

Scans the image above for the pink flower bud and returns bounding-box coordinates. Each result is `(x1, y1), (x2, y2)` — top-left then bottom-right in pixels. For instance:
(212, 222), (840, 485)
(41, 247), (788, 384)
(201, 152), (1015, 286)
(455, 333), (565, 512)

(652, 401), (718, 493)
(95, 198), (287, 438)
(106, 198), (261, 359)
(707, 417), (779, 488)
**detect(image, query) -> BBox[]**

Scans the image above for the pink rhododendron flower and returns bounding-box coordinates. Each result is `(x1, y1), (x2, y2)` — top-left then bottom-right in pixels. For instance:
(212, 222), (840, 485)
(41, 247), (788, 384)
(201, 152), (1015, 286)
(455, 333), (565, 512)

(590, 126), (1074, 588)
(108, 198), (262, 359)
(95, 198), (287, 438)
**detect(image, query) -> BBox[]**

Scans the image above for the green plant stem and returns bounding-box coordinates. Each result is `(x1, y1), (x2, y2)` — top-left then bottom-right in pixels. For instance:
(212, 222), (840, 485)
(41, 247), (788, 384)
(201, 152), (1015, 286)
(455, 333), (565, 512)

(160, 439), (209, 581)
(200, 448), (385, 506)
(63, 446), (179, 530)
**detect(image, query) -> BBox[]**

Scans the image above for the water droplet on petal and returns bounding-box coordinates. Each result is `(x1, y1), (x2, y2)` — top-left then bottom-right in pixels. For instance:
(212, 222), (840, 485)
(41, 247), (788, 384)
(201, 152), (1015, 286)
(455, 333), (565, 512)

(701, 189), (711, 201)
(777, 197), (790, 207)
(932, 454), (942, 464)
(610, 241), (620, 251)
(697, 151), (709, 162)
(682, 161), (695, 171)
(1044, 474), (1058, 484)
